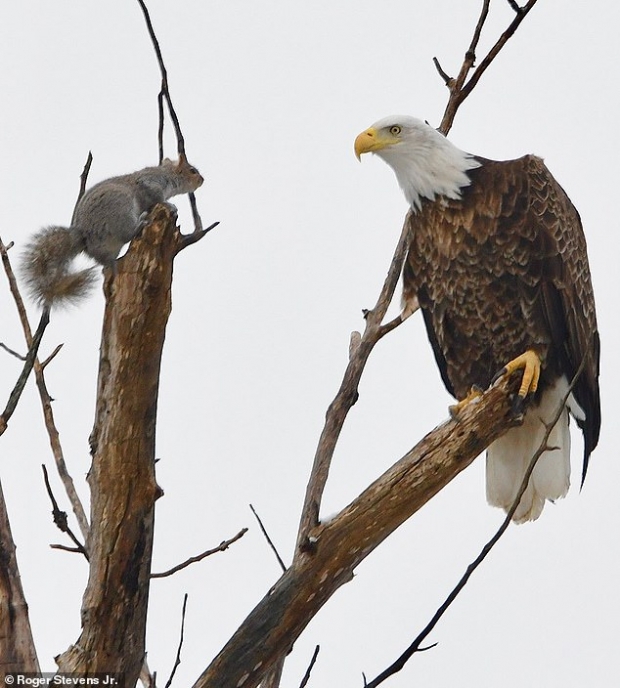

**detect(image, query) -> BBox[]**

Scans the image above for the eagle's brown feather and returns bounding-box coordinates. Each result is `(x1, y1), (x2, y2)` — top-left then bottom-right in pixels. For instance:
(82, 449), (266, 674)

(402, 154), (600, 481)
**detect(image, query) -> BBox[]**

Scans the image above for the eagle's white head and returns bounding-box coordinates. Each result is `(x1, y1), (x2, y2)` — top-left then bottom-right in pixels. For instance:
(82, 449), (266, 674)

(354, 115), (480, 211)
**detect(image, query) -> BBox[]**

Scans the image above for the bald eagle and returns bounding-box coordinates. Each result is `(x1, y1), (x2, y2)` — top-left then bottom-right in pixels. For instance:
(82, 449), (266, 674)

(355, 116), (600, 523)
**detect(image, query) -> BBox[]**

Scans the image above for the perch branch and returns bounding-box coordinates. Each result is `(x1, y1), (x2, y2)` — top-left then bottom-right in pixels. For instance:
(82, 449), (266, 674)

(151, 528), (248, 579)
(363, 347), (592, 687)
(194, 375), (523, 688)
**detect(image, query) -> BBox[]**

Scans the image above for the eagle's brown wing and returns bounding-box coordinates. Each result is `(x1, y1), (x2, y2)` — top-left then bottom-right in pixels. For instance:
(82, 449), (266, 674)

(403, 155), (600, 481)
(526, 155), (600, 481)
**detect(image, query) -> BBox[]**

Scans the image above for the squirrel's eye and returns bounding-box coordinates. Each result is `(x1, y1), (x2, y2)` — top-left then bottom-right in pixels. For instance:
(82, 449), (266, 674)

(389, 125), (401, 136)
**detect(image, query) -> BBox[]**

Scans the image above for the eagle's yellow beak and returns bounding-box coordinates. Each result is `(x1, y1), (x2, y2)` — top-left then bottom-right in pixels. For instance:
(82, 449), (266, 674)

(355, 126), (397, 160)
(354, 127), (378, 160)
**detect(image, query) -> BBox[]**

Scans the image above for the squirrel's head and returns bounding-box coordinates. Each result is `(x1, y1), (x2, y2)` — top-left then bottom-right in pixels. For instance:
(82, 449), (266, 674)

(162, 157), (204, 193)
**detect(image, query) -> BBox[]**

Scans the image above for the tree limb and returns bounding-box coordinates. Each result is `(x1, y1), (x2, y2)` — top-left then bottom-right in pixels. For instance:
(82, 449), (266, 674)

(295, 215), (413, 552)
(194, 375), (522, 688)
(362, 348), (591, 687)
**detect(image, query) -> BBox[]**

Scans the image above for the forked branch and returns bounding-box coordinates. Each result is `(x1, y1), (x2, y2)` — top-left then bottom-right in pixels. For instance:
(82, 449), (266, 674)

(135, 0), (208, 239)
(436, 0), (539, 135)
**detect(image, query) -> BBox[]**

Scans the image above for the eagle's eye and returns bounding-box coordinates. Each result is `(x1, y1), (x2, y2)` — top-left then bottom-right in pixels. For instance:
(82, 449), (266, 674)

(389, 125), (402, 136)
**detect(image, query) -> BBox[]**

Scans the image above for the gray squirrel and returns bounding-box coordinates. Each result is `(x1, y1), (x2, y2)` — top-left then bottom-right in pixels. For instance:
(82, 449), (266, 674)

(21, 157), (204, 307)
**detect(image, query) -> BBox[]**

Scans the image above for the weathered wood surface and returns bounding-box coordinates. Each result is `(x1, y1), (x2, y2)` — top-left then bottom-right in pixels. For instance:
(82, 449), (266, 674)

(195, 377), (520, 688)
(56, 205), (181, 686)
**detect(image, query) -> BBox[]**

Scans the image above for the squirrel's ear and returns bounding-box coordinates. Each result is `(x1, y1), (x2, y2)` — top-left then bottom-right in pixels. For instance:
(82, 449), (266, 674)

(161, 158), (174, 166)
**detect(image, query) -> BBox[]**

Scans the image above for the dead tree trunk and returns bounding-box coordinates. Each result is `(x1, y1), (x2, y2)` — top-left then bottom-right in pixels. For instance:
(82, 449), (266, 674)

(0, 479), (40, 681)
(55, 205), (181, 686)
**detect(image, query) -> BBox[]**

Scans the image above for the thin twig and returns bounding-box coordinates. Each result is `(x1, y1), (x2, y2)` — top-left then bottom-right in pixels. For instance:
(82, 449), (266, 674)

(42, 465), (89, 560)
(0, 236), (46, 436)
(0, 235), (32, 341)
(135, 0), (208, 241)
(0, 308), (50, 435)
(41, 343), (64, 369)
(299, 645), (320, 688)
(250, 504), (287, 572)
(151, 528), (248, 579)
(135, 0), (186, 157)
(0, 342), (26, 360)
(157, 90), (165, 164)
(176, 220), (220, 254)
(164, 594), (189, 688)
(77, 151), (93, 204)
(432, 57), (453, 86)
(35, 367), (90, 538)
(458, 0), (539, 104)
(437, 0), (539, 135)
(0, 233), (90, 537)
(363, 349), (592, 688)
(50, 544), (87, 555)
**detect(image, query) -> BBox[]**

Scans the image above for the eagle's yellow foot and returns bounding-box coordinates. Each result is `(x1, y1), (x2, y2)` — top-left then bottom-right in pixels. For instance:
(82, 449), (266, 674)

(449, 385), (484, 419)
(492, 349), (542, 413)
(494, 349), (541, 396)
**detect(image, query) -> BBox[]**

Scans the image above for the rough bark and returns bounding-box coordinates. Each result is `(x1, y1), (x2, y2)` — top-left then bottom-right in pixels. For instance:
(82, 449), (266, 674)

(194, 376), (521, 688)
(0, 479), (40, 680)
(55, 205), (181, 686)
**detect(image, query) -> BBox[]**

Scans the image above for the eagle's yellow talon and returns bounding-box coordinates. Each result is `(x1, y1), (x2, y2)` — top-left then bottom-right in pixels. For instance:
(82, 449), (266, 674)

(449, 385), (484, 419)
(498, 349), (541, 398)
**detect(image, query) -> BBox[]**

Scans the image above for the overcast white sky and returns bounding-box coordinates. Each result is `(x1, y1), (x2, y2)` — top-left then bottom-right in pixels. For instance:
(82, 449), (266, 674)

(1, 1), (619, 686)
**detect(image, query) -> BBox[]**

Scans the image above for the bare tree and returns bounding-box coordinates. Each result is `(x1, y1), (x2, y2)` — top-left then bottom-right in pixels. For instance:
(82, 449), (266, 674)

(0, 2), (548, 688)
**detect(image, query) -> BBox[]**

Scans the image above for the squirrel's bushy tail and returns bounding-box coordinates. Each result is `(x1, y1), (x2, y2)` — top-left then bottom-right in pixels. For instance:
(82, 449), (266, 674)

(21, 226), (97, 307)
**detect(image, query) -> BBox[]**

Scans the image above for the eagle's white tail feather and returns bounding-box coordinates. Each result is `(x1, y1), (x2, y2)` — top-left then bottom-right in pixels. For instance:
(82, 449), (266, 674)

(486, 377), (571, 523)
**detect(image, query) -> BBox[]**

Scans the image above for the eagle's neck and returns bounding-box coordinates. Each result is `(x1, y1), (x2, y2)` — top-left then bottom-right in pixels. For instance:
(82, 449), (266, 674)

(381, 136), (481, 212)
